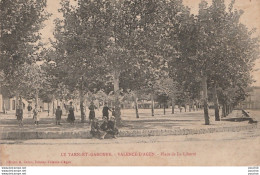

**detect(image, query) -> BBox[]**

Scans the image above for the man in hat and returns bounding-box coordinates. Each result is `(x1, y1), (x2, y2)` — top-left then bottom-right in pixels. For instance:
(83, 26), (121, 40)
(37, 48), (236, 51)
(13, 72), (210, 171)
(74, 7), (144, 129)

(16, 104), (23, 126)
(55, 106), (62, 125)
(102, 103), (111, 120)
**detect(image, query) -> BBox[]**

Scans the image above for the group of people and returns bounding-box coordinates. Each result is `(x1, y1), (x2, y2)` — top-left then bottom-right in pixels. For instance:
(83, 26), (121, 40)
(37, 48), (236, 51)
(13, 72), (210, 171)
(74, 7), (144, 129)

(16, 101), (119, 139)
(90, 116), (119, 139)
(16, 103), (41, 126)
(89, 102), (119, 139)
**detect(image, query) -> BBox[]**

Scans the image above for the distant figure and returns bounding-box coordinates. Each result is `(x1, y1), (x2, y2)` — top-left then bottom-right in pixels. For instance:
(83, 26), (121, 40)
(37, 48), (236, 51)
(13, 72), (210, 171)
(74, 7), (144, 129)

(55, 106), (62, 125)
(67, 102), (75, 124)
(16, 105), (23, 126)
(102, 103), (111, 120)
(27, 103), (32, 118)
(89, 101), (97, 123)
(107, 116), (119, 138)
(33, 105), (39, 125)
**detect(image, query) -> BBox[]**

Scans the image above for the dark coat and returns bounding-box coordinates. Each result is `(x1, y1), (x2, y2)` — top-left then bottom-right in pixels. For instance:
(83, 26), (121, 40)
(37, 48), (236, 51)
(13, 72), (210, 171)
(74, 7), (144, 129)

(16, 109), (23, 120)
(67, 106), (75, 122)
(102, 106), (110, 117)
(100, 121), (108, 131)
(55, 109), (62, 120)
(89, 104), (96, 120)
(107, 120), (119, 135)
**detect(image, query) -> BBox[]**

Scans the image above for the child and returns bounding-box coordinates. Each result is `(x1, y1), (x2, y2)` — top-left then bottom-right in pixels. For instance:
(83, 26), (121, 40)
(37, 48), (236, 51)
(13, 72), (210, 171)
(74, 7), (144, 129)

(55, 106), (62, 125)
(33, 105), (39, 125)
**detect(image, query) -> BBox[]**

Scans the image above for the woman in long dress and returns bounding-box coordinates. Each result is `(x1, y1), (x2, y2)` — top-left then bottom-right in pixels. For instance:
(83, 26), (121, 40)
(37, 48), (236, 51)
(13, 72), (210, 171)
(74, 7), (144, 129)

(89, 101), (97, 123)
(67, 102), (75, 124)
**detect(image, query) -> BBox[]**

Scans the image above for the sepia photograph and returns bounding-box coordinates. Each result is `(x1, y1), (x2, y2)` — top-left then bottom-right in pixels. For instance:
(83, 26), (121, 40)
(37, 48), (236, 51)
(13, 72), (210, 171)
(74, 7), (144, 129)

(0, 0), (260, 167)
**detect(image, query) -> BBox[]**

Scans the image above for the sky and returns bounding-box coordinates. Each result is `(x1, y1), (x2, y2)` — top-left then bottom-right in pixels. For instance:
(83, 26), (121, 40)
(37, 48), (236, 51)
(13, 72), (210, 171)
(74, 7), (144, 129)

(41, 0), (260, 86)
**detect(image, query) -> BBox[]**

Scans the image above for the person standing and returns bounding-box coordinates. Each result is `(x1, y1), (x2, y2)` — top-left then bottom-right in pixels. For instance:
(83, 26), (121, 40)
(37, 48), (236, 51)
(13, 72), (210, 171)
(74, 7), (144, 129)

(16, 104), (23, 126)
(102, 103), (111, 120)
(27, 103), (32, 118)
(88, 101), (97, 123)
(55, 106), (62, 125)
(67, 102), (75, 124)
(33, 105), (39, 125)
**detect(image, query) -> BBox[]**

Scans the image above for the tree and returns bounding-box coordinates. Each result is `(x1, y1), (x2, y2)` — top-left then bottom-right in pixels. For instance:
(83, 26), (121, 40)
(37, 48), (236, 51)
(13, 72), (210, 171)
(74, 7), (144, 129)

(53, 0), (109, 122)
(201, 0), (259, 120)
(168, 0), (259, 125)
(0, 0), (49, 103)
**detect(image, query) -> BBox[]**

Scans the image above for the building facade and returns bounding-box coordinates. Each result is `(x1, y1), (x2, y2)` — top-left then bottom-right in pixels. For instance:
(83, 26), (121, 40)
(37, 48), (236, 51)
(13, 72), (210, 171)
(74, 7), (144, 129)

(239, 86), (260, 109)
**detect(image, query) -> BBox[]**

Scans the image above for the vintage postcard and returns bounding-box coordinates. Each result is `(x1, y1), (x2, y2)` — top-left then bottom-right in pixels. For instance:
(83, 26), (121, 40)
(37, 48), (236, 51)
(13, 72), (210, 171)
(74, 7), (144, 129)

(0, 0), (260, 167)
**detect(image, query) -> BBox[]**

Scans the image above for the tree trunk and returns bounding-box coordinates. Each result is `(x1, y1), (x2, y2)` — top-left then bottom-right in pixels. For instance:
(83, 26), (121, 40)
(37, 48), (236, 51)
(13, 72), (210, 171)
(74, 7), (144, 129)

(163, 103), (166, 115)
(133, 93), (139, 118)
(48, 103), (50, 116)
(202, 76), (210, 125)
(113, 70), (121, 124)
(213, 84), (220, 121)
(19, 96), (22, 109)
(35, 90), (39, 107)
(226, 104), (229, 116)
(222, 104), (226, 117)
(189, 100), (192, 112)
(53, 100), (55, 114)
(80, 76), (86, 123)
(15, 95), (19, 110)
(151, 93), (154, 116)
(171, 98), (175, 114)
(192, 100), (195, 111)
(3, 103), (6, 114)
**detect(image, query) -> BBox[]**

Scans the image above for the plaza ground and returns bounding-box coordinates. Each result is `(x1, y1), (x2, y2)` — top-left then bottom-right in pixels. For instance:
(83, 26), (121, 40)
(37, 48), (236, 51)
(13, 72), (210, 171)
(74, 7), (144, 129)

(0, 109), (259, 166)
(0, 108), (258, 138)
